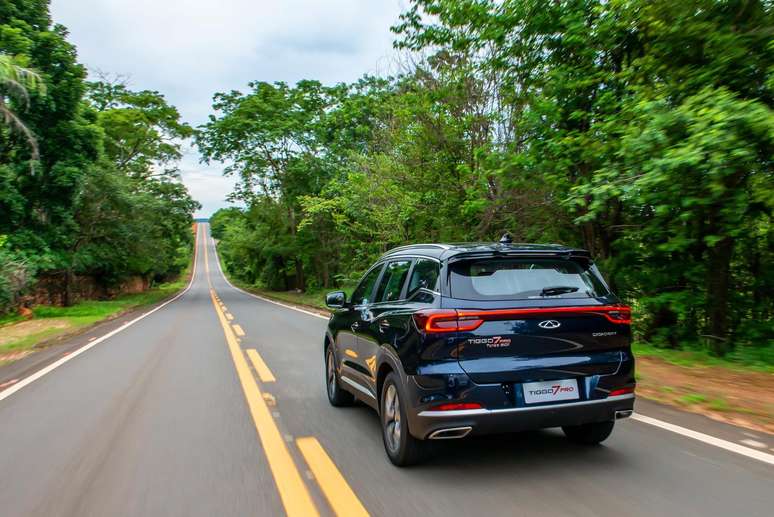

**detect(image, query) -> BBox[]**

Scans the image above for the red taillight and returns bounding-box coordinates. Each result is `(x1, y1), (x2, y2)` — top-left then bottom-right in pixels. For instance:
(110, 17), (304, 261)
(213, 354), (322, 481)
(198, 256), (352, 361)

(413, 310), (484, 333)
(602, 307), (632, 324)
(609, 387), (635, 397)
(456, 314), (485, 332)
(457, 306), (632, 325)
(428, 402), (483, 411)
(415, 306), (631, 333)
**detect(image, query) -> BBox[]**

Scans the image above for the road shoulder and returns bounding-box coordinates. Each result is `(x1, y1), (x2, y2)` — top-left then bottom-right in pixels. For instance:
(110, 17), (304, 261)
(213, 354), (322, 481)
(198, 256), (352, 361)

(635, 398), (773, 453)
(0, 293), (184, 390)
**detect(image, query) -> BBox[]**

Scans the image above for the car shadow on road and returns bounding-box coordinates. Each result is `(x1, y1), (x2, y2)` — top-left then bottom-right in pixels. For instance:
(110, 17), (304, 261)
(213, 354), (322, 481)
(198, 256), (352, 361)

(428, 430), (629, 470)
(342, 401), (631, 472)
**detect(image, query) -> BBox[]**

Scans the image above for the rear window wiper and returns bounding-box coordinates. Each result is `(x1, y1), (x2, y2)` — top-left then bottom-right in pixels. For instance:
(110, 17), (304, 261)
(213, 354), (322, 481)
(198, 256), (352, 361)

(540, 286), (580, 296)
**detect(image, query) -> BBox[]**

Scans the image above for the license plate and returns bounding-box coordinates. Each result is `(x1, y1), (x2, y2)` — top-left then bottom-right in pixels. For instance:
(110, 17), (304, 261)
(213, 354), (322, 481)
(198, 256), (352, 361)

(523, 379), (579, 404)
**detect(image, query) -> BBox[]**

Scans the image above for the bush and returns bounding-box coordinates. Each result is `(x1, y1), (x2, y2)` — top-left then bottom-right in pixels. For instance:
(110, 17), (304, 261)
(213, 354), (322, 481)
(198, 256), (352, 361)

(0, 235), (35, 314)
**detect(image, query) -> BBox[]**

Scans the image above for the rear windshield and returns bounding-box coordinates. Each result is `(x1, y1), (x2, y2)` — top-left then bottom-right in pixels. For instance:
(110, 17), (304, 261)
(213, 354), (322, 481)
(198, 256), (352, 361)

(449, 258), (609, 301)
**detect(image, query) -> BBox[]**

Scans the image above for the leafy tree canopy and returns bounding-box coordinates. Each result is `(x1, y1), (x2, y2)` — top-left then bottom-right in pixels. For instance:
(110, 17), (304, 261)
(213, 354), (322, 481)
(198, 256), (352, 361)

(205, 0), (773, 358)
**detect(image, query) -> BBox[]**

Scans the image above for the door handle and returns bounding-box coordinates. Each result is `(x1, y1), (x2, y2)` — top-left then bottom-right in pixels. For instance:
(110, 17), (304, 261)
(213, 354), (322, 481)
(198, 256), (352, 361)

(351, 322), (361, 332)
(378, 319), (390, 332)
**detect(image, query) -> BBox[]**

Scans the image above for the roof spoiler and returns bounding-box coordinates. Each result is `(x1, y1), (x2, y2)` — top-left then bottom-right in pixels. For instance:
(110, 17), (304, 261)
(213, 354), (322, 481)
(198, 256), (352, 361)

(446, 248), (592, 263)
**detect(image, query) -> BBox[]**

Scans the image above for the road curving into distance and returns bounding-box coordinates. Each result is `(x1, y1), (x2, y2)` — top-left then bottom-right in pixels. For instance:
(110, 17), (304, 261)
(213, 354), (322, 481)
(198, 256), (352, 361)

(0, 223), (771, 517)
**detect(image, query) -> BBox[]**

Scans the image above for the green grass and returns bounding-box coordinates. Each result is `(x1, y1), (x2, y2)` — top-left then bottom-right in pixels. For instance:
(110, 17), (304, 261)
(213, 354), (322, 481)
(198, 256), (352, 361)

(1, 326), (68, 355)
(0, 313), (23, 327)
(252, 289), (330, 310)
(708, 398), (732, 412)
(0, 264), (191, 356)
(678, 393), (708, 405)
(675, 393), (761, 417)
(633, 341), (774, 374)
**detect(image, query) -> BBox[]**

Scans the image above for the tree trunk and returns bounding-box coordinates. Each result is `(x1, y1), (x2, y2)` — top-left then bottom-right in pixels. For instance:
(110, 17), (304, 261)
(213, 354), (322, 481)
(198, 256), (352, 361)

(295, 260), (305, 291)
(706, 235), (734, 355)
(749, 246), (762, 321)
(63, 268), (75, 307)
(581, 220), (608, 259)
(321, 259), (329, 289)
(287, 206), (305, 291)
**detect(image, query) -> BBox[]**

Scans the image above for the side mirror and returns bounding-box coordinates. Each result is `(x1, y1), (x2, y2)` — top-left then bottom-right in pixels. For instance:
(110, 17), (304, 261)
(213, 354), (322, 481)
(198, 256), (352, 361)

(325, 290), (347, 309)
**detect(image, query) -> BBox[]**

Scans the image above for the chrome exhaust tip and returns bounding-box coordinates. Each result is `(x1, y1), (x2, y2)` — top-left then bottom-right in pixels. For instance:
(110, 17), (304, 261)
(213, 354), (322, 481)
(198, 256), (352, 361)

(615, 410), (633, 419)
(428, 426), (473, 440)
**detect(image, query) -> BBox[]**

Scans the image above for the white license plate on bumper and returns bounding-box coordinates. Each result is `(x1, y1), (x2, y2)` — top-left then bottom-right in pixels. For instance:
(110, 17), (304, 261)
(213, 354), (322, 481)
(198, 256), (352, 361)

(523, 379), (580, 404)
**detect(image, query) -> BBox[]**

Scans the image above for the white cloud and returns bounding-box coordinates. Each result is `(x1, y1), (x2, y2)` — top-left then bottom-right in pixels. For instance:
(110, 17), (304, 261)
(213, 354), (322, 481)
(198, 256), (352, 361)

(50, 0), (404, 217)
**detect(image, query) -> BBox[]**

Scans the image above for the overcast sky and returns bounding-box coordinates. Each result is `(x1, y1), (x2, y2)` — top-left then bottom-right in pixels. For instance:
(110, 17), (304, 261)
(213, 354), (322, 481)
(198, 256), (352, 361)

(50, 0), (405, 218)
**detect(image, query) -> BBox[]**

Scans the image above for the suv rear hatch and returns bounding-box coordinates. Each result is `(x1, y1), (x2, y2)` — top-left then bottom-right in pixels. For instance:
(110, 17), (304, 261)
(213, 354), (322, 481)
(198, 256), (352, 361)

(437, 255), (631, 384)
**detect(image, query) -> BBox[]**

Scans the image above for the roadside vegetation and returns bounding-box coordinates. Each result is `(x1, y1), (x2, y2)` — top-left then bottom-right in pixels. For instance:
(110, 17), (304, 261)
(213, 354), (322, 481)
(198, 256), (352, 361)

(0, 264), (190, 364)
(214, 243), (346, 312)
(633, 342), (773, 374)
(0, 2), (199, 317)
(204, 0), (773, 367)
(242, 286), (341, 313)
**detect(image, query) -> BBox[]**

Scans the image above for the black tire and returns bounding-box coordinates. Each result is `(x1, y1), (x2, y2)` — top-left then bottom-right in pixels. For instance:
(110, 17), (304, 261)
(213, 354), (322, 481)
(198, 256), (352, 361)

(325, 346), (354, 407)
(380, 372), (428, 466)
(562, 420), (615, 445)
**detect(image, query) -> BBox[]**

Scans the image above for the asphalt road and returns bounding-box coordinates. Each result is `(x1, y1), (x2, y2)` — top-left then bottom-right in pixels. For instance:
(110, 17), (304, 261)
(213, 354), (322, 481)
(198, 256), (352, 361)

(0, 224), (771, 517)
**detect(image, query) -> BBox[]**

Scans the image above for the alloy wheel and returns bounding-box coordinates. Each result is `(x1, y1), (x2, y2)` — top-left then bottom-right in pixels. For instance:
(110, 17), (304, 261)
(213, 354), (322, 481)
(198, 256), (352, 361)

(326, 349), (336, 398)
(383, 384), (402, 453)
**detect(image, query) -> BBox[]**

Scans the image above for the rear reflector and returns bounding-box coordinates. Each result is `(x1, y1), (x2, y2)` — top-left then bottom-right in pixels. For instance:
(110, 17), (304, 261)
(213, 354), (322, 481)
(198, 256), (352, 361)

(414, 305), (632, 333)
(609, 387), (635, 397)
(428, 402), (483, 411)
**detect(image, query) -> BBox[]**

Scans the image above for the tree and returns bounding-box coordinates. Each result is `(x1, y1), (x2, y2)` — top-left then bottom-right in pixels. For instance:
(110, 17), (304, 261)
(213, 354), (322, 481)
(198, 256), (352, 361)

(0, 54), (44, 162)
(579, 88), (773, 353)
(198, 80), (343, 290)
(0, 1), (199, 312)
(207, 0), (773, 358)
(87, 79), (193, 180)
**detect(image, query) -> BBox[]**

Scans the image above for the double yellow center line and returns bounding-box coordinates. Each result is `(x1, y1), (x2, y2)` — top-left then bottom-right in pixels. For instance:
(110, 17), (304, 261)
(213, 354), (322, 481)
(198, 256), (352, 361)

(210, 288), (318, 515)
(204, 232), (368, 517)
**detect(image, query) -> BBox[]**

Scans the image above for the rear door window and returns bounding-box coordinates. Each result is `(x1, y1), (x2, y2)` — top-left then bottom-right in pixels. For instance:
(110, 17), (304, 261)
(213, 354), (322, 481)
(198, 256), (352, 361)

(406, 258), (440, 297)
(449, 258), (609, 301)
(374, 260), (412, 303)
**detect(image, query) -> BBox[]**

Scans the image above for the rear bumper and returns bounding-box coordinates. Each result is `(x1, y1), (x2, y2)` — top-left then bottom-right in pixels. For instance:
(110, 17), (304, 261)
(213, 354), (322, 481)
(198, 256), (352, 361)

(410, 394), (635, 440)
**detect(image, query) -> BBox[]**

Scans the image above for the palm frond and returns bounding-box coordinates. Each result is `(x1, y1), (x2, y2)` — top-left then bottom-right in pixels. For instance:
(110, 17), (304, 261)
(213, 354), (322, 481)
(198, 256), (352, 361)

(0, 54), (46, 172)
(0, 102), (40, 161)
(0, 55), (45, 96)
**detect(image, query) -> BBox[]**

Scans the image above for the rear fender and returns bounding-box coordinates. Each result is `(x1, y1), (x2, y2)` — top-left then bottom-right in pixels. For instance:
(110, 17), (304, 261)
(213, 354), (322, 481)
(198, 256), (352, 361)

(375, 345), (407, 412)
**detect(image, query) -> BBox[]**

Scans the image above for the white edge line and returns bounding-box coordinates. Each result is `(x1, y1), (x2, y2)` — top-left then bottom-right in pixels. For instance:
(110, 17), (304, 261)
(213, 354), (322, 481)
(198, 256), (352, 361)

(631, 413), (774, 466)
(210, 233), (329, 321)
(0, 224), (202, 402)
(211, 226), (774, 466)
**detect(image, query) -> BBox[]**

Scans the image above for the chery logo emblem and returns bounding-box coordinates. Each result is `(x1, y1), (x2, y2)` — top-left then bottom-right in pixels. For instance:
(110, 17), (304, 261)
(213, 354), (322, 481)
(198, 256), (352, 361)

(538, 320), (561, 329)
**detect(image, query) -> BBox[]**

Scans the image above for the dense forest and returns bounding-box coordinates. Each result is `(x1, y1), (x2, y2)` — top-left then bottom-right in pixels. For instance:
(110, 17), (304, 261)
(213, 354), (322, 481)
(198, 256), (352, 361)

(205, 0), (773, 358)
(0, 1), (199, 311)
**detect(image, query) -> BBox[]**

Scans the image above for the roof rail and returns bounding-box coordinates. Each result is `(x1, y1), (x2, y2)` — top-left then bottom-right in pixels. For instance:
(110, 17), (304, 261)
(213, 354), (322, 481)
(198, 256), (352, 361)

(383, 243), (451, 254)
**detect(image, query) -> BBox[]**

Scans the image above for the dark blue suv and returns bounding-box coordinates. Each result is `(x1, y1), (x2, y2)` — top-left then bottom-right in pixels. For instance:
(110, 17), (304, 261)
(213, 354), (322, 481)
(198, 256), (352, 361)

(323, 239), (635, 466)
